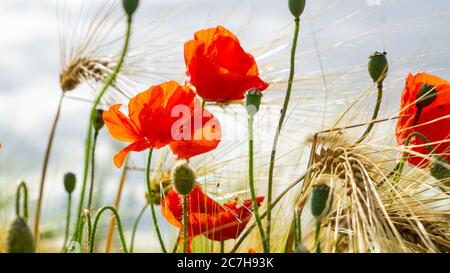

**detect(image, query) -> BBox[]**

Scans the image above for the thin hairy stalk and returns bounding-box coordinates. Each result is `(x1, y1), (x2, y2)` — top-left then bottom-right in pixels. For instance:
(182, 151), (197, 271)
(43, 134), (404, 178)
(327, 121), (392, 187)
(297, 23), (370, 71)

(314, 222), (321, 253)
(266, 18), (301, 248)
(356, 82), (383, 144)
(34, 93), (65, 244)
(74, 17), (133, 238)
(89, 206), (128, 253)
(183, 194), (188, 253)
(393, 132), (433, 185)
(87, 130), (99, 210)
(16, 181), (29, 219)
(61, 194), (72, 252)
(130, 202), (148, 253)
(105, 158), (129, 252)
(294, 209), (302, 248)
(172, 235), (181, 253)
(146, 149), (167, 253)
(248, 113), (269, 253)
(230, 170), (309, 253)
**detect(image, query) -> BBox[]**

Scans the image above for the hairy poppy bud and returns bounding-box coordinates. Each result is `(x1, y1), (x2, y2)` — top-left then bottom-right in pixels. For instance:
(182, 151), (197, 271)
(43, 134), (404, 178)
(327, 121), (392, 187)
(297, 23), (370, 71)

(7, 217), (35, 253)
(416, 83), (437, 109)
(430, 155), (450, 182)
(93, 109), (105, 131)
(245, 88), (263, 116)
(288, 0), (306, 19)
(122, 0), (139, 17)
(310, 184), (331, 221)
(368, 51), (388, 84)
(172, 161), (196, 195)
(64, 172), (76, 194)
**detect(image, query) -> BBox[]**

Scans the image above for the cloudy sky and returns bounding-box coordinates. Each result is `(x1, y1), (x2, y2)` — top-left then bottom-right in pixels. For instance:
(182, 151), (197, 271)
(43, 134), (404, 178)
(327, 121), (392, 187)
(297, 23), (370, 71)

(1, 0), (450, 250)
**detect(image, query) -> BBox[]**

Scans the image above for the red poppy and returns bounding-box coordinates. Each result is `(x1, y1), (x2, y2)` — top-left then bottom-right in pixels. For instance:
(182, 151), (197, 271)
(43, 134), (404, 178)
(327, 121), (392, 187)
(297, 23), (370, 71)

(103, 81), (222, 168)
(395, 73), (450, 167)
(161, 185), (264, 253)
(184, 25), (269, 103)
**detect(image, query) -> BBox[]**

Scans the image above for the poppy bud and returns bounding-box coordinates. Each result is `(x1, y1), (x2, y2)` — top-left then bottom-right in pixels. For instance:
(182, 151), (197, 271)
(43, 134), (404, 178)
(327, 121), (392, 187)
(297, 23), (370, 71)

(416, 83), (437, 109)
(64, 172), (76, 194)
(7, 217), (35, 253)
(122, 0), (139, 17)
(368, 51), (388, 84)
(430, 155), (450, 181)
(93, 109), (105, 131)
(172, 161), (196, 195)
(310, 184), (331, 221)
(288, 0), (306, 19)
(245, 88), (263, 116)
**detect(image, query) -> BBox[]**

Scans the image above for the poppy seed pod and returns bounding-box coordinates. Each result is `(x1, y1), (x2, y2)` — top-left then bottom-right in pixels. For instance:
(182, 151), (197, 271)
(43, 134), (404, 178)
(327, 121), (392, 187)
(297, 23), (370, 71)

(245, 88), (263, 116)
(288, 0), (306, 19)
(122, 0), (139, 17)
(368, 51), (388, 84)
(94, 109), (105, 131)
(430, 155), (450, 182)
(310, 184), (331, 221)
(7, 217), (35, 253)
(416, 83), (438, 109)
(64, 172), (76, 194)
(171, 161), (196, 195)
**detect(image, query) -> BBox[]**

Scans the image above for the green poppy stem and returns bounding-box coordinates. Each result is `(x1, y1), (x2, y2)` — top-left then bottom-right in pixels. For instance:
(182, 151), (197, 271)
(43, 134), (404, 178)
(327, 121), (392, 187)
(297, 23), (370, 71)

(183, 194), (188, 253)
(146, 149), (167, 253)
(314, 221), (321, 253)
(356, 82), (383, 144)
(87, 130), (99, 211)
(266, 18), (301, 249)
(89, 206), (128, 253)
(248, 113), (269, 253)
(34, 93), (65, 245)
(74, 17), (133, 239)
(230, 169), (309, 253)
(129, 201), (148, 253)
(293, 208), (302, 248)
(61, 193), (72, 252)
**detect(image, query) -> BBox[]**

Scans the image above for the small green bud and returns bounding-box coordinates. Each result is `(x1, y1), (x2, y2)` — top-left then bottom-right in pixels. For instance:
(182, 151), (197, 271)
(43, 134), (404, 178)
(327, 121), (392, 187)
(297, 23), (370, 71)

(64, 172), (76, 194)
(430, 155), (450, 181)
(7, 217), (35, 253)
(94, 109), (105, 131)
(288, 0), (306, 19)
(416, 83), (438, 109)
(368, 51), (388, 84)
(172, 161), (196, 195)
(310, 184), (331, 221)
(245, 88), (263, 116)
(122, 0), (139, 17)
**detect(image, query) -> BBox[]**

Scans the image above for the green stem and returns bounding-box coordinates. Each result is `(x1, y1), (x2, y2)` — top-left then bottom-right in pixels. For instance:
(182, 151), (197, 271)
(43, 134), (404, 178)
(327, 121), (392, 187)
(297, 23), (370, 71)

(314, 221), (321, 253)
(248, 113), (269, 253)
(89, 206), (128, 253)
(62, 194), (72, 252)
(393, 132), (433, 185)
(266, 18), (301, 249)
(172, 234), (180, 253)
(146, 149), (167, 253)
(220, 241), (225, 254)
(16, 181), (29, 220)
(130, 202), (148, 253)
(356, 82), (383, 144)
(34, 93), (64, 244)
(183, 194), (188, 253)
(230, 171), (307, 253)
(87, 130), (99, 210)
(294, 209), (302, 248)
(74, 17), (133, 238)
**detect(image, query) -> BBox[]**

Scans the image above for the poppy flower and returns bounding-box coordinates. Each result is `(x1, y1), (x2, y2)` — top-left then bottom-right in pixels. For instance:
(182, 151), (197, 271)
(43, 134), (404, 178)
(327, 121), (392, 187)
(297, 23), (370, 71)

(103, 81), (222, 168)
(184, 25), (269, 103)
(395, 73), (450, 167)
(161, 185), (264, 253)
